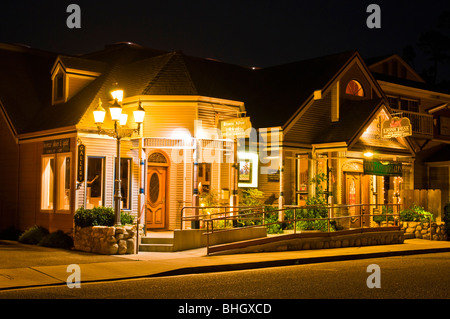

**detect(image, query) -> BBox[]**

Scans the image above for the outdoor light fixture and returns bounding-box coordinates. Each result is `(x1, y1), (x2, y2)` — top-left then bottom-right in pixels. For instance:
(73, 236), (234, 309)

(109, 99), (123, 121)
(364, 151), (374, 158)
(110, 82), (124, 103)
(93, 86), (145, 225)
(93, 98), (106, 125)
(133, 99), (145, 125)
(119, 113), (128, 126)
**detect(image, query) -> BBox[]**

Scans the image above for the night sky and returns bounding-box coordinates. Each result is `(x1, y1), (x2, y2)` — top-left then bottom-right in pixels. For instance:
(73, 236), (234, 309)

(1, 0), (449, 75)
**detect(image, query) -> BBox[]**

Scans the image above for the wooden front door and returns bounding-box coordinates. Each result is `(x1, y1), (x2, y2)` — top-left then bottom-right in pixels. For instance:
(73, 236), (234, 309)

(345, 173), (361, 228)
(146, 166), (167, 229)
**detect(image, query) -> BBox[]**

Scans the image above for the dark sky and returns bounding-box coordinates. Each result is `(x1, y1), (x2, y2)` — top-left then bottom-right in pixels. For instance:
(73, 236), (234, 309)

(1, 0), (449, 73)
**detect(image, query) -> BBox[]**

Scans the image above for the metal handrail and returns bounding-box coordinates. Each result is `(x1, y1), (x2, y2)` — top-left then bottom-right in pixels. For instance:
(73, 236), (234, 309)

(180, 205), (264, 229)
(193, 203), (402, 254)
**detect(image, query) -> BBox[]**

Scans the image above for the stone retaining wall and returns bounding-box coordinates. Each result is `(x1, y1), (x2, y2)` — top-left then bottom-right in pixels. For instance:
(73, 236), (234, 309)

(212, 230), (405, 255)
(400, 221), (447, 241)
(73, 225), (143, 255)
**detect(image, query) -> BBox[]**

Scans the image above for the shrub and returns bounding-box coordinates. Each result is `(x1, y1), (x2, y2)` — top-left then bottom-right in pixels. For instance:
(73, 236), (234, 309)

(74, 206), (115, 227)
(38, 230), (73, 249)
(373, 206), (394, 224)
(18, 225), (49, 245)
(120, 211), (135, 225)
(74, 206), (135, 227)
(240, 189), (265, 207)
(400, 204), (434, 222)
(93, 206), (115, 226)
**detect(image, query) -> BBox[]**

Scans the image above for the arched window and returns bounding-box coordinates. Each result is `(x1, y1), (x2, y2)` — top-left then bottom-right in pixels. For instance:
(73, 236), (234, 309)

(345, 80), (364, 97)
(148, 152), (168, 164)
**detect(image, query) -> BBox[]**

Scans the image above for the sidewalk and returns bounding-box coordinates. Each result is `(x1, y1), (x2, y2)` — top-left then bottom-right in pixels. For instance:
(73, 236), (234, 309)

(1, 238), (450, 290)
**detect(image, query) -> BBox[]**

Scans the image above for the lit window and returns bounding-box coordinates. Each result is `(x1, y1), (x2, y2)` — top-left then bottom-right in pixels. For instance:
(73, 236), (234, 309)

(345, 80), (364, 97)
(41, 156), (55, 210)
(87, 157), (104, 209)
(57, 154), (71, 210)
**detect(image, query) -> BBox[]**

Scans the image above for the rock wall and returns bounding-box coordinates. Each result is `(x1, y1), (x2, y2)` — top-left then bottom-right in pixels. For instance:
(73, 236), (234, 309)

(73, 225), (143, 255)
(401, 221), (447, 241)
(212, 230), (405, 255)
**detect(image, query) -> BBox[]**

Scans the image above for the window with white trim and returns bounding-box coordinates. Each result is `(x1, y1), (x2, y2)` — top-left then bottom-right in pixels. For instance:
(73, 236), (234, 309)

(57, 154), (72, 210)
(41, 153), (72, 212)
(41, 156), (55, 210)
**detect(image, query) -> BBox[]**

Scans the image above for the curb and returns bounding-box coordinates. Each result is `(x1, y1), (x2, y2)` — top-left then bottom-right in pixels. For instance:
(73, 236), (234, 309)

(148, 246), (450, 278)
(1, 244), (450, 291)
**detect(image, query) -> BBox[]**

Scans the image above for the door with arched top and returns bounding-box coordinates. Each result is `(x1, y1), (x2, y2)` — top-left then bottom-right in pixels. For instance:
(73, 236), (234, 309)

(146, 166), (167, 229)
(345, 172), (361, 228)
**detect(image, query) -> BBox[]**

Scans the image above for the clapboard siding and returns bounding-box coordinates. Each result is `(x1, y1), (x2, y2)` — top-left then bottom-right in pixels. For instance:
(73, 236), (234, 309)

(0, 113), (19, 230)
(77, 136), (139, 218)
(18, 142), (40, 230)
(17, 137), (77, 233)
(143, 103), (197, 138)
(197, 102), (241, 130)
(285, 92), (332, 144)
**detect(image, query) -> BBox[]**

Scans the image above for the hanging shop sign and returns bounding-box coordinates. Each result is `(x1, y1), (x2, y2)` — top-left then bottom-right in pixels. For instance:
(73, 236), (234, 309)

(77, 143), (86, 183)
(363, 159), (402, 176)
(43, 138), (70, 154)
(220, 117), (252, 139)
(381, 116), (412, 138)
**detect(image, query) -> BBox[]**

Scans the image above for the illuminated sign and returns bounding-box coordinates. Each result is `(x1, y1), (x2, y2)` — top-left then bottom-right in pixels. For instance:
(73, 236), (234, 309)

(363, 160), (402, 176)
(381, 116), (412, 138)
(77, 144), (86, 183)
(220, 117), (252, 139)
(43, 138), (70, 154)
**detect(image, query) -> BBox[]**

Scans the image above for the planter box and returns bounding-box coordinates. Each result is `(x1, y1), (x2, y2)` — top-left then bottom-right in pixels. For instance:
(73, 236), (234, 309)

(73, 225), (143, 255)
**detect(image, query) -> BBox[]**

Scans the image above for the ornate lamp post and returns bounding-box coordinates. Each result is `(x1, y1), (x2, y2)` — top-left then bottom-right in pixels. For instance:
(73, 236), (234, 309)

(93, 89), (145, 225)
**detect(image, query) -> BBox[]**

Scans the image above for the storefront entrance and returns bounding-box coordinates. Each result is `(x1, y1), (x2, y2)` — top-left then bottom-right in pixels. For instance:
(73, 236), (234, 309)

(345, 172), (362, 227)
(146, 152), (169, 229)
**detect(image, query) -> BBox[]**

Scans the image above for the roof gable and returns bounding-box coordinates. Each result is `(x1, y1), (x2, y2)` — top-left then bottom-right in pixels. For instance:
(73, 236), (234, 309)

(247, 50), (358, 129)
(367, 54), (425, 83)
(283, 52), (388, 144)
(349, 105), (415, 156)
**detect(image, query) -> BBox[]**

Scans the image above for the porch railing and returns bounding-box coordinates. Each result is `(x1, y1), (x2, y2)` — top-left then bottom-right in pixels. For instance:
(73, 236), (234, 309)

(181, 203), (402, 254)
(394, 110), (434, 136)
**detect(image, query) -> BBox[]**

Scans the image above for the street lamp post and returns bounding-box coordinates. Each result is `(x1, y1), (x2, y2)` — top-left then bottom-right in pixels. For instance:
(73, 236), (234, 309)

(93, 91), (145, 226)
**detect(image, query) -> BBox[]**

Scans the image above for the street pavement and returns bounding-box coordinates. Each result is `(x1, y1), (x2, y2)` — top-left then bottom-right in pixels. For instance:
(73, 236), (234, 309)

(1, 238), (450, 291)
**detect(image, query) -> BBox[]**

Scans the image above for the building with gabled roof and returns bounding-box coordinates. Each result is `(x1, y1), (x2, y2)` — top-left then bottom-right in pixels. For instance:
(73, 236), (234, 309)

(1, 41), (449, 244)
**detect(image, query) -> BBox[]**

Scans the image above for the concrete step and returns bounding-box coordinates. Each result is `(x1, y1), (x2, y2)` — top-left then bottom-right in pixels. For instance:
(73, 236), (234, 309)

(140, 237), (173, 245)
(139, 235), (174, 252)
(139, 243), (174, 252)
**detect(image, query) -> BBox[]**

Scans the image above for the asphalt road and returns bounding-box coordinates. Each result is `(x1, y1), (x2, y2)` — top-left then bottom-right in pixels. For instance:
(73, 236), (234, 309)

(1, 252), (449, 300)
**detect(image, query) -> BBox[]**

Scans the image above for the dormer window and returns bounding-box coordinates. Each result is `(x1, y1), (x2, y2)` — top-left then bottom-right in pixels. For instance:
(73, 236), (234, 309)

(51, 55), (105, 105)
(52, 67), (66, 105)
(54, 73), (64, 101)
(345, 80), (364, 97)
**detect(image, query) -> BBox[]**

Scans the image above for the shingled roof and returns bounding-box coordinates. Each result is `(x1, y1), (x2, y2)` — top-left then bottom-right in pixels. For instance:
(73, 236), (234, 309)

(0, 43), (56, 134)
(0, 42), (390, 137)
